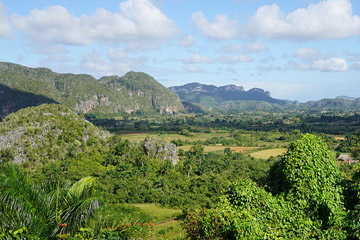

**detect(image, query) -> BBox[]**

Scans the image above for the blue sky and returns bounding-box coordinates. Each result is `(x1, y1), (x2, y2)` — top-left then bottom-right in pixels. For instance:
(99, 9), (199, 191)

(0, 0), (360, 102)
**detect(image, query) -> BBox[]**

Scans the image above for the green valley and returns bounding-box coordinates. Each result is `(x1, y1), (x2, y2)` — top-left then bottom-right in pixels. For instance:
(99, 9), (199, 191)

(1, 65), (360, 239)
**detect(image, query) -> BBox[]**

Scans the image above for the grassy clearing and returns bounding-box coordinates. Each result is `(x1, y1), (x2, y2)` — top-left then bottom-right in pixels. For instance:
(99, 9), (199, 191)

(250, 148), (287, 159)
(128, 203), (185, 239)
(120, 131), (231, 143)
(152, 220), (185, 240)
(178, 145), (259, 153)
(129, 203), (182, 223)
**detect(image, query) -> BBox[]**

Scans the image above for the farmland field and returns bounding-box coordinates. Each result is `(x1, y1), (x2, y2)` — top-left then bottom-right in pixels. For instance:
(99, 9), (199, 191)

(250, 148), (287, 159)
(178, 145), (259, 153)
(120, 131), (231, 143)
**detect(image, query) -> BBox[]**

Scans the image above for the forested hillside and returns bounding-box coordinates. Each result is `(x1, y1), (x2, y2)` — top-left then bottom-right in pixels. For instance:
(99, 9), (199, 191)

(0, 104), (277, 238)
(169, 82), (291, 111)
(0, 62), (184, 117)
(170, 82), (360, 113)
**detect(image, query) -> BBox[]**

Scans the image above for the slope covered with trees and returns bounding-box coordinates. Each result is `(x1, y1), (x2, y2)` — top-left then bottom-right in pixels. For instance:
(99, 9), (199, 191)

(2, 104), (360, 238)
(183, 134), (360, 239)
(0, 62), (184, 117)
(0, 104), (110, 167)
(169, 82), (292, 111)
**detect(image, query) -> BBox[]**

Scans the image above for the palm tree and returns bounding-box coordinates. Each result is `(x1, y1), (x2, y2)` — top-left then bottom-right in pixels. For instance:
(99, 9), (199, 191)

(0, 165), (101, 239)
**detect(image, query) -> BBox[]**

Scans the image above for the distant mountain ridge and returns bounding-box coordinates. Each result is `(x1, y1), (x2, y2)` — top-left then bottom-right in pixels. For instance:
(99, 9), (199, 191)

(301, 97), (360, 110)
(336, 95), (357, 101)
(0, 62), (184, 117)
(1, 62), (360, 116)
(170, 82), (360, 112)
(169, 82), (289, 111)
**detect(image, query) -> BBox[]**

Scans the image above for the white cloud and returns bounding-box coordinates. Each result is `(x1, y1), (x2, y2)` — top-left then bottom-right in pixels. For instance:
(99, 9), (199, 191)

(179, 34), (195, 46)
(313, 58), (348, 72)
(80, 49), (148, 77)
(183, 53), (213, 64)
(184, 65), (204, 73)
(294, 57), (348, 72)
(294, 48), (320, 59)
(191, 11), (238, 40)
(107, 48), (129, 61)
(81, 51), (114, 76)
(246, 0), (360, 40)
(0, 1), (11, 38)
(221, 41), (267, 53)
(11, 0), (177, 48)
(218, 55), (252, 64)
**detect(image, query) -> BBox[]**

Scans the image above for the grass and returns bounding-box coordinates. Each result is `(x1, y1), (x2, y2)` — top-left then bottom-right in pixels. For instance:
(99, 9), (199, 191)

(250, 148), (287, 159)
(127, 203), (185, 239)
(178, 145), (259, 153)
(120, 131), (231, 143)
(129, 203), (182, 223)
(153, 220), (185, 240)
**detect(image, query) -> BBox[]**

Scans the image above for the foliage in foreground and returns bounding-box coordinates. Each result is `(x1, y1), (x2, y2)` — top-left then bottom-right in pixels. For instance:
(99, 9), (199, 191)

(183, 134), (353, 239)
(0, 165), (100, 239)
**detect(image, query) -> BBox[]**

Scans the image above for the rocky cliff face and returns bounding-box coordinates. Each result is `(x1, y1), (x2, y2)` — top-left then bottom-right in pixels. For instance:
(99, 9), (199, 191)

(143, 137), (177, 165)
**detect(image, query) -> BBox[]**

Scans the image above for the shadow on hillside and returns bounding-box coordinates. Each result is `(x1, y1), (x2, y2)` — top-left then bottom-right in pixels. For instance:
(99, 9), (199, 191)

(0, 84), (58, 119)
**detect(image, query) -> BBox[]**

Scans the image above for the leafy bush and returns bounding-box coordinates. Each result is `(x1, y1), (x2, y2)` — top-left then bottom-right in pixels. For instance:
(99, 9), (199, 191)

(183, 134), (348, 239)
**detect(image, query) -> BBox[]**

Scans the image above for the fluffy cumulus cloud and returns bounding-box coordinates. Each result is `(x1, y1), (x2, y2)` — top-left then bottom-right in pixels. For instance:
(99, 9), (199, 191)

(246, 0), (360, 40)
(183, 53), (213, 64)
(0, 1), (11, 38)
(291, 47), (349, 72)
(312, 58), (348, 72)
(191, 11), (238, 40)
(11, 0), (177, 47)
(80, 48), (147, 77)
(294, 57), (348, 72)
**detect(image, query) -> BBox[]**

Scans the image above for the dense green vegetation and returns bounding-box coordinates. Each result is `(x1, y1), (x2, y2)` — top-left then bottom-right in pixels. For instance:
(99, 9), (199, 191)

(0, 104), (277, 239)
(0, 62), (183, 117)
(1, 102), (360, 239)
(169, 83), (290, 111)
(0, 165), (100, 239)
(182, 135), (359, 239)
(171, 82), (360, 113)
